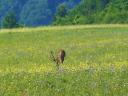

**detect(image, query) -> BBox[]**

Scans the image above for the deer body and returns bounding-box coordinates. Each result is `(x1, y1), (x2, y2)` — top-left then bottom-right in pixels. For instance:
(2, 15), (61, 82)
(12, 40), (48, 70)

(50, 49), (66, 68)
(56, 49), (65, 64)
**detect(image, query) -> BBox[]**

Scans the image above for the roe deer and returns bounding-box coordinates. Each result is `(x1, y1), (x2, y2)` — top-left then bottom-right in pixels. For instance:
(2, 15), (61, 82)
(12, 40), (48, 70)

(50, 49), (66, 68)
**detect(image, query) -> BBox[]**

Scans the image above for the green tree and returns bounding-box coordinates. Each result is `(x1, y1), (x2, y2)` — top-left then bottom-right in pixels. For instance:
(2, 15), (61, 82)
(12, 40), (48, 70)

(19, 0), (52, 26)
(2, 12), (18, 28)
(53, 3), (68, 25)
(56, 3), (67, 17)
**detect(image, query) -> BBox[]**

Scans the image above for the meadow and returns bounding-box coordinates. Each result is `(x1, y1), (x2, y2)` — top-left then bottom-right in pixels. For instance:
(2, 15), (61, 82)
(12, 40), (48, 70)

(0, 25), (128, 96)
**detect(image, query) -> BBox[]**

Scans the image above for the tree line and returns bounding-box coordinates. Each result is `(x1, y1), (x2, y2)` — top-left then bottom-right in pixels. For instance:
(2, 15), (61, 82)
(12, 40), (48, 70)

(54, 0), (128, 25)
(0, 0), (128, 28)
(0, 0), (80, 28)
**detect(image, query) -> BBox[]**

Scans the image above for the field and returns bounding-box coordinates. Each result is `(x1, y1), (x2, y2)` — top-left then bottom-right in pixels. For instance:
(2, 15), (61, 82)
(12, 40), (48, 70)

(0, 25), (128, 96)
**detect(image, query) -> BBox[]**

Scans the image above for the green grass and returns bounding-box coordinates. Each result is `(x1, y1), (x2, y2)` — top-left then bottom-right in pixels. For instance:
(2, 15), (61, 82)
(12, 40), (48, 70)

(0, 25), (128, 96)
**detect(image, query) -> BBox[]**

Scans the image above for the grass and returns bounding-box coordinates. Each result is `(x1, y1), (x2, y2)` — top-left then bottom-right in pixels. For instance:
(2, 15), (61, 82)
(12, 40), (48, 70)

(0, 25), (128, 96)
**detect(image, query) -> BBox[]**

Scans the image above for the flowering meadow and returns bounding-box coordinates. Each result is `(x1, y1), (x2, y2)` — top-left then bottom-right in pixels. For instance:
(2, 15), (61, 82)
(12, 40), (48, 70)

(0, 25), (128, 96)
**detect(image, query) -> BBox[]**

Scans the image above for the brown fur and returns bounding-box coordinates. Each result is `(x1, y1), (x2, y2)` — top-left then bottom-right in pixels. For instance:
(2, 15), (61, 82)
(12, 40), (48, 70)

(50, 49), (66, 66)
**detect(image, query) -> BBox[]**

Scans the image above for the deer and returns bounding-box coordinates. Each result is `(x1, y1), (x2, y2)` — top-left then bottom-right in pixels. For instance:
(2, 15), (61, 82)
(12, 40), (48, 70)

(49, 49), (66, 69)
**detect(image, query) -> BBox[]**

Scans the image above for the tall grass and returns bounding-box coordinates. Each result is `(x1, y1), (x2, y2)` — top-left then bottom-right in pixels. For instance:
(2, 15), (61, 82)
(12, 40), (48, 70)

(0, 25), (128, 96)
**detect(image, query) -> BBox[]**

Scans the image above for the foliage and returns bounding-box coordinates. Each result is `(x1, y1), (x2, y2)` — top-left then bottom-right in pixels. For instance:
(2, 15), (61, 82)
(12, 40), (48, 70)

(56, 3), (67, 17)
(54, 0), (128, 25)
(0, 0), (28, 27)
(0, 0), (128, 27)
(0, 0), (80, 27)
(2, 12), (18, 28)
(19, 0), (52, 26)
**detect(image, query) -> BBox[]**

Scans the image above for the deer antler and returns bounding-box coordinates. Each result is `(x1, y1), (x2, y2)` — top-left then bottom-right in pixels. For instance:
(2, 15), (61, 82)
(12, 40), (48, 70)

(49, 51), (56, 62)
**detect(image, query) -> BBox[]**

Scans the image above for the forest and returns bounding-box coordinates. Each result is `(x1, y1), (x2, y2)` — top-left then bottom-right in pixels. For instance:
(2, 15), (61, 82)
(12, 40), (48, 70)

(0, 0), (128, 28)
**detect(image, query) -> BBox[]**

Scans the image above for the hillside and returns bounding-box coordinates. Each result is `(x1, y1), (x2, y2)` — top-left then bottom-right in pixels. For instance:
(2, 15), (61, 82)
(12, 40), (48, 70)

(54, 0), (128, 25)
(0, 0), (80, 27)
(0, 0), (128, 27)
